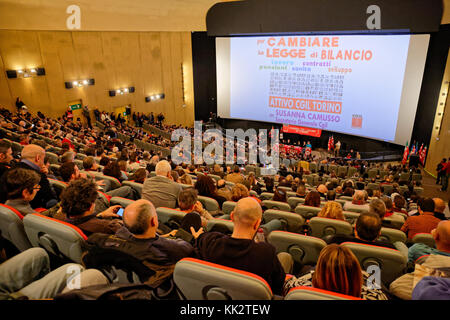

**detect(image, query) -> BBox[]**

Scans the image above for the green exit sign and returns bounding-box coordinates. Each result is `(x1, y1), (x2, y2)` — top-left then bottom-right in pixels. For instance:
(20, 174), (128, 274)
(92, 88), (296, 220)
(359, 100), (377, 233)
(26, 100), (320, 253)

(70, 103), (82, 111)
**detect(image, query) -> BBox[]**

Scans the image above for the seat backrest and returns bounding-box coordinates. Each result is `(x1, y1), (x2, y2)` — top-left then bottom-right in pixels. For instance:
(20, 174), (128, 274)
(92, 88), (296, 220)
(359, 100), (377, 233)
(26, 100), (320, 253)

(379, 227), (407, 244)
(285, 286), (362, 300)
(197, 195), (220, 214)
(48, 178), (68, 199)
(347, 167), (358, 178)
(263, 210), (305, 233)
(287, 197), (305, 210)
(208, 174), (221, 182)
(96, 174), (121, 190)
(261, 200), (291, 212)
(110, 197), (135, 208)
(341, 242), (407, 286)
(259, 192), (274, 201)
(222, 201), (237, 215)
(206, 219), (234, 233)
(23, 213), (87, 264)
(74, 159), (84, 170)
(295, 205), (322, 220)
(382, 216), (404, 230)
(45, 152), (59, 164)
(343, 211), (360, 225)
(309, 163), (317, 173)
(339, 196), (353, 201)
(0, 204), (32, 252)
(412, 233), (436, 248)
(267, 231), (326, 266)
(174, 258), (273, 300)
(122, 181), (143, 196)
(309, 217), (353, 239)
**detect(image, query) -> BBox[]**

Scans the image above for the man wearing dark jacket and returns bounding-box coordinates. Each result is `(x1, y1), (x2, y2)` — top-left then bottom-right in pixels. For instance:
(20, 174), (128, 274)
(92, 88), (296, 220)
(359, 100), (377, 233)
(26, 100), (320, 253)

(15, 144), (57, 209)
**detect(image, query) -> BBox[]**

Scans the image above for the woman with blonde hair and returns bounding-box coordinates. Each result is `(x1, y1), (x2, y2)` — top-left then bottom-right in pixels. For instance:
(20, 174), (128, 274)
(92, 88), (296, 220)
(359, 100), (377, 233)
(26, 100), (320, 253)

(283, 244), (389, 299)
(318, 201), (345, 221)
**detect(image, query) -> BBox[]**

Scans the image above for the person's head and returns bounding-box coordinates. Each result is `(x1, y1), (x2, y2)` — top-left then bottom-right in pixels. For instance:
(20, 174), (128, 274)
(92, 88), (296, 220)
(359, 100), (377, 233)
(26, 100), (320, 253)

(355, 212), (382, 242)
(129, 168), (148, 183)
(123, 199), (158, 239)
(99, 156), (110, 167)
(431, 221), (450, 253)
(232, 165), (241, 174)
(318, 201), (344, 220)
(155, 160), (172, 178)
(60, 151), (75, 164)
(381, 195), (393, 213)
(59, 161), (80, 182)
(296, 184), (306, 196)
(305, 191), (321, 207)
(317, 184), (328, 195)
(0, 140), (13, 163)
(272, 188), (287, 202)
(103, 160), (122, 179)
(5, 168), (41, 201)
(343, 187), (354, 197)
(312, 244), (362, 297)
(230, 197), (262, 239)
(60, 178), (98, 218)
(326, 190), (336, 201)
(118, 160), (128, 172)
(393, 195), (406, 210)
(369, 198), (386, 219)
(433, 198), (446, 214)
(82, 156), (98, 171)
(178, 188), (198, 211)
(180, 212), (202, 233)
(21, 144), (45, 167)
(171, 170), (179, 183)
(418, 198), (435, 214)
(231, 183), (250, 202)
(179, 174), (193, 186)
(195, 175), (217, 197)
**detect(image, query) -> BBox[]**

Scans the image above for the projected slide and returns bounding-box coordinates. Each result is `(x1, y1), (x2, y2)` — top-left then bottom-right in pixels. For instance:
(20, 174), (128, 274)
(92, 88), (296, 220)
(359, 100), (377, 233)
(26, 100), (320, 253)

(217, 35), (430, 145)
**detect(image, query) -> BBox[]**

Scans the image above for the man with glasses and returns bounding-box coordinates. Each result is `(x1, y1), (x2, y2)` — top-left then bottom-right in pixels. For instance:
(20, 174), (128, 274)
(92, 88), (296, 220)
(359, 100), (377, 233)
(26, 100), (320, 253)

(4, 168), (41, 216)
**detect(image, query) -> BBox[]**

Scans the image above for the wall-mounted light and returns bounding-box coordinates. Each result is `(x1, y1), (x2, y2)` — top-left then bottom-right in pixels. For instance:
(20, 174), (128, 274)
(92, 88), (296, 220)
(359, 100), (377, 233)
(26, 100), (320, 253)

(145, 93), (165, 102)
(65, 79), (95, 89)
(6, 67), (45, 79)
(109, 87), (135, 97)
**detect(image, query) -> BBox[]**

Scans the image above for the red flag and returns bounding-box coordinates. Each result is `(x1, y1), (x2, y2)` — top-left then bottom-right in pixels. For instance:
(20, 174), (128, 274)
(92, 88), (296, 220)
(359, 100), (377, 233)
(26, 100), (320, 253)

(418, 144), (423, 158)
(420, 145), (427, 166)
(402, 141), (409, 165)
(331, 136), (334, 150)
(327, 136), (331, 151)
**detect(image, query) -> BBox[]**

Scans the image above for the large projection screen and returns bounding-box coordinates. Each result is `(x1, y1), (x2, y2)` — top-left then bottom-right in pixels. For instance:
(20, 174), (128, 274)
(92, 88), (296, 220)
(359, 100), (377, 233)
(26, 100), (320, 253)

(216, 34), (430, 145)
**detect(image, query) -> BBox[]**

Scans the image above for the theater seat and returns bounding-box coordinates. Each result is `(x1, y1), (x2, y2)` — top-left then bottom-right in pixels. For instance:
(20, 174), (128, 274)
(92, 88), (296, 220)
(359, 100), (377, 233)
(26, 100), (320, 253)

(45, 151), (59, 164)
(156, 207), (186, 226)
(343, 211), (360, 225)
(287, 197), (305, 210)
(308, 217), (353, 239)
(0, 204), (32, 252)
(206, 219), (234, 233)
(267, 231), (326, 266)
(263, 209), (305, 233)
(412, 233), (436, 248)
(222, 201), (236, 215)
(48, 178), (68, 199)
(341, 242), (407, 286)
(261, 200), (291, 212)
(110, 197), (135, 208)
(122, 181), (143, 196)
(23, 213), (88, 264)
(173, 258), (273, 300)
(197, 196), (220, 215)
(295, 205), (322, 220)
(285, 286), (362, 300)
(260, 192), (274, 201)
(379, 227), (407, 244)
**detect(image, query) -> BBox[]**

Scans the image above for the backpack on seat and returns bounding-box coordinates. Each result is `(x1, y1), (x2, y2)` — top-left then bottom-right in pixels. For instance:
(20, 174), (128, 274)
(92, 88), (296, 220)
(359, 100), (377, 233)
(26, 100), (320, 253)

(81, 233), (178, 299)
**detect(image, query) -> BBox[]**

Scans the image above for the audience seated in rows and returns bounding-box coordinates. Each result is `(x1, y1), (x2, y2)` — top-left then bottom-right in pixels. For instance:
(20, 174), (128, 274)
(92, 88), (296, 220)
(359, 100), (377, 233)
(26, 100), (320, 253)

(401, 198), (441, 240)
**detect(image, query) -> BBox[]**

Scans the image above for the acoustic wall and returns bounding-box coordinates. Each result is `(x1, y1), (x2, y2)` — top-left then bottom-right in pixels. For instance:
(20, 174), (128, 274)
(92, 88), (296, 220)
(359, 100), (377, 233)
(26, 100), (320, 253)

(0, 30), (195, 126)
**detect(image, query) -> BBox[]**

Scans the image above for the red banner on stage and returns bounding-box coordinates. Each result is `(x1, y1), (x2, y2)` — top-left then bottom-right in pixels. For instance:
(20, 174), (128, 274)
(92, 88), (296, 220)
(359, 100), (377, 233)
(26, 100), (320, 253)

(282, 125), (322, 137)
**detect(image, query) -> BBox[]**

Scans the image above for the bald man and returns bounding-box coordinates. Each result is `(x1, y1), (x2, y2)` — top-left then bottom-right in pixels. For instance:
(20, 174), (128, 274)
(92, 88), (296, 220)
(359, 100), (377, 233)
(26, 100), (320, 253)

(14, 144), (57, 209)
(115, 199), (193, 264)
(407, 220), (450, 263)
(194, 197), (288, 295)
(433, 198), (448, 220)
